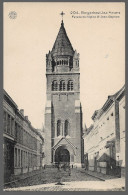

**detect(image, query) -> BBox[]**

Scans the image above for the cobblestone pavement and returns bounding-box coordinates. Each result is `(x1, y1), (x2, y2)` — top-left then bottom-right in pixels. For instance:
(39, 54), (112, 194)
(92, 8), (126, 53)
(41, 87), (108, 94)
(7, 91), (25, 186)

(4, 180), (125, 191)
(4, 168), (125, 191)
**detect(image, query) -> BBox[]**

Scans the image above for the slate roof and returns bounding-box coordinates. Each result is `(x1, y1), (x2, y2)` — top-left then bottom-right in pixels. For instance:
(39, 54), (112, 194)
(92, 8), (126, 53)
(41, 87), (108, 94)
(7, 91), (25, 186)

(92, 85), (125, 121)
(3, 89), (44, 141)
(51, 20), (74, 57)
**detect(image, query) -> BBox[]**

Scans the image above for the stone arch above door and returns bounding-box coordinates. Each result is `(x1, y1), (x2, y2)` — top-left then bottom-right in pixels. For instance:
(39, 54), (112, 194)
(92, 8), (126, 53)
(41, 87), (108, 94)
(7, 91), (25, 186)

(55, 146), (70, 163)
(52, 137), (77, 156)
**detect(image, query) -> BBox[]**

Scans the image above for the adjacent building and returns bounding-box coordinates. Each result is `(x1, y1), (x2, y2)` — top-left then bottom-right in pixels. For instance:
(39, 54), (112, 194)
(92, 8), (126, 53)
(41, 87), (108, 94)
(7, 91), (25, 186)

(3, 90), (44, 182)
(83, 85), (125, 176)
(44, 20), (84, 167)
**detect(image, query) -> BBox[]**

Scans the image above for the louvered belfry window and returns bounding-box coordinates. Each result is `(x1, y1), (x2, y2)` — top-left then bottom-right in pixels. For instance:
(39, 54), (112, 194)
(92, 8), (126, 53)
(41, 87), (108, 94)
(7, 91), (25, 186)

(68, 80), (73, 91)
(60, 80), (65, 91)
(52, 80), (58, 91)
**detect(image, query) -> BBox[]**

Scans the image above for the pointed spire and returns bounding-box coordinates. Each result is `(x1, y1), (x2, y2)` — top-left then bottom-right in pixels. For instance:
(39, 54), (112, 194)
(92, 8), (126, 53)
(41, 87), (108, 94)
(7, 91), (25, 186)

(61, 19), (64, 26)
(51, 20), (74, 57)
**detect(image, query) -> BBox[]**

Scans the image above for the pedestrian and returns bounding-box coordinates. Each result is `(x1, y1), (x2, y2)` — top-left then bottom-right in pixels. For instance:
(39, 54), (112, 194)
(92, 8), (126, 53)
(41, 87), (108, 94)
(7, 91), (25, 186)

(72, 164), (73, 169)
(58, 162), (60, 170)
(69, 166), (71, 176)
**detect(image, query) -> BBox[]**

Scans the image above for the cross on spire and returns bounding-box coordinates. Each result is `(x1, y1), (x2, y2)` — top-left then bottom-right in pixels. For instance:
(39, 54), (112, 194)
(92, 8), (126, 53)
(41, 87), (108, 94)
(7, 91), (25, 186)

(60, 11), (65, 20)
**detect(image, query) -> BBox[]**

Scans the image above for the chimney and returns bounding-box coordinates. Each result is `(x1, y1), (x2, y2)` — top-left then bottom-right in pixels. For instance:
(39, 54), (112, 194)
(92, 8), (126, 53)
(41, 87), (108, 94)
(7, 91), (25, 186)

(25, 116), (28, 120)
(20, 109), (24, 115)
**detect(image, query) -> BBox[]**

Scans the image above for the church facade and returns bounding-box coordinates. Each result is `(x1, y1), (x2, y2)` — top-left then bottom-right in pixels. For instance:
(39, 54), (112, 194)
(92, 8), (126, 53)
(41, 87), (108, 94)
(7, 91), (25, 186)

(44, 20), (84, 167)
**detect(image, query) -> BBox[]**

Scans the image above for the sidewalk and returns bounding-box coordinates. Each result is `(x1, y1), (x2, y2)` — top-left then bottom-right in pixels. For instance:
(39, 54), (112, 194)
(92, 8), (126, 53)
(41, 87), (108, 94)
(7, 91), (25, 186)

(83, 169), (118, 180)
(4, 168), (44, 184)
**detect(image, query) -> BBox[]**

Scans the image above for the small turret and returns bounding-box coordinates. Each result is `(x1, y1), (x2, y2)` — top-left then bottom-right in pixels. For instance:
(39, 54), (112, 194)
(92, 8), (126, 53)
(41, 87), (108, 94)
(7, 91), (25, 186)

(73, 50), (80, 71)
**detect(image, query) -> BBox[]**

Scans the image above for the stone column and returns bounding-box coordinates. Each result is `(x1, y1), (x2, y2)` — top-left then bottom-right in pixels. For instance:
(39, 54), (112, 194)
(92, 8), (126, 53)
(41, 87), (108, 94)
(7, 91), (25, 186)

(62, 122), (64, 136)
(63, 122), (65, 136)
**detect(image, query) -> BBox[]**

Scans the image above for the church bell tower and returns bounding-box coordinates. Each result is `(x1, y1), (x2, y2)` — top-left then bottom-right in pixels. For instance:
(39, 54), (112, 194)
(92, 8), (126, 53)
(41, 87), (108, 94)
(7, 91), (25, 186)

(44, 16), (83, 167)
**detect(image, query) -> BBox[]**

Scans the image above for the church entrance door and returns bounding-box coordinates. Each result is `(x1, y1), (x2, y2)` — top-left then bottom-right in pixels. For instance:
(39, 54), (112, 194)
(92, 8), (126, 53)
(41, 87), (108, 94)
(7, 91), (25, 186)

(55, 146), (70, 164)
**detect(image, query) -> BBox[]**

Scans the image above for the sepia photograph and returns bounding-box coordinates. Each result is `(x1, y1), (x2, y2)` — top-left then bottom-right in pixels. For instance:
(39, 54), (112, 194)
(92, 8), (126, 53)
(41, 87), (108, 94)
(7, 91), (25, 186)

(3, 2), (125, 191)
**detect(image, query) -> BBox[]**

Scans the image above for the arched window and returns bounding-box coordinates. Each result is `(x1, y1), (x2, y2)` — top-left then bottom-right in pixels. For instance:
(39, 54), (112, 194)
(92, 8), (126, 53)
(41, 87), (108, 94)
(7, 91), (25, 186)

(60, 80), (65, 91)
(67, 80), (73, 91)
(64, 120), (69, 136)
(57, 120), (61, 136)
(52, 80), (58, 91)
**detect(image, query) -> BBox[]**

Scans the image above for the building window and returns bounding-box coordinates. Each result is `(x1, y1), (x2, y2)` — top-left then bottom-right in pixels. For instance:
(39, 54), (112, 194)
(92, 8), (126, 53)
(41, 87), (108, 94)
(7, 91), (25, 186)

(21, 128), (23, 144)
(64, 120), (69, 136)
(18, 149), (20, 167)
(11, 118), (14, 136)
(52, 80), (58, 91)
(21, 150), (23, 167)
(60, 80), (65, 91)
(26, 152), (28, 167)
(15, 122), (18, 140)
(17, 125), (20, 143)
(28, 152), (30, 167)
(7, 114), (10, 134)
(15, 148), (17, 167)
(68, 80), (73, 91)
(57, 120), (61, 136)
(3, 111), (7, 133)
(24, 151), (26, 167)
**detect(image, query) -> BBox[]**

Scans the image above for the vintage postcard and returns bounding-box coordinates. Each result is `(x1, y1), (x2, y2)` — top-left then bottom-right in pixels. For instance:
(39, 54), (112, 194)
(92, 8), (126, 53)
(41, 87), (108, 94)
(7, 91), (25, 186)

(3, 2), (125, 191)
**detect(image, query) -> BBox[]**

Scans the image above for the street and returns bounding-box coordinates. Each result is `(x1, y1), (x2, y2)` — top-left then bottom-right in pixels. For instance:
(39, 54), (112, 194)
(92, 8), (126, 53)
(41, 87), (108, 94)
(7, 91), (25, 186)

(4, 168), (125, 191)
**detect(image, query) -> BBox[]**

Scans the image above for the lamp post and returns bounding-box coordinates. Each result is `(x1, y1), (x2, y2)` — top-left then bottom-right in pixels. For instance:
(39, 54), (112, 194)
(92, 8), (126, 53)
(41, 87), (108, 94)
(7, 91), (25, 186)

(117, 155), (121, 178)
(55, 158), (65, 185)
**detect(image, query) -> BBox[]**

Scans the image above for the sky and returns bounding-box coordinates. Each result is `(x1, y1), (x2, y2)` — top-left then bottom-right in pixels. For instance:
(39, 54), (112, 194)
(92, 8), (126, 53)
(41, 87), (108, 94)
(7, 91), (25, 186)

(4, 2), (125, 129)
